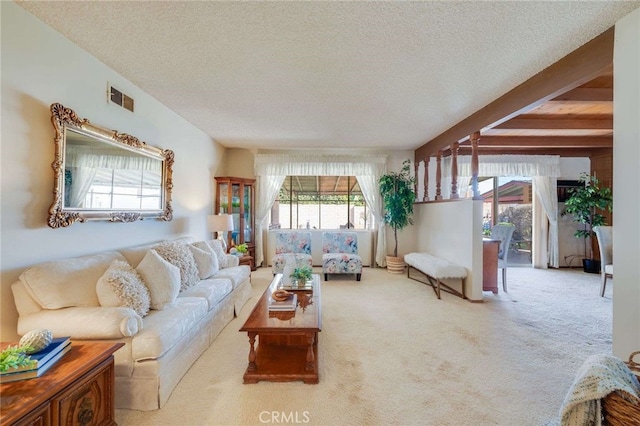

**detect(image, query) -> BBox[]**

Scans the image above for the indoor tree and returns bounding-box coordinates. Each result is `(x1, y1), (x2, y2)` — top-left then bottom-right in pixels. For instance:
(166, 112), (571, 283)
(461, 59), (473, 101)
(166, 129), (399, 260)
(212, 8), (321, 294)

(562, 172), (612, 272)
(379, 159), (416, 273)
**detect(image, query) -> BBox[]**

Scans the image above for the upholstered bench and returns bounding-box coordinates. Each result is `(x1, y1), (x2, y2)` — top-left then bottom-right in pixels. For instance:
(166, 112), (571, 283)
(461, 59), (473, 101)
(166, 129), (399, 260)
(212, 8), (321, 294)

(272, 231), (313, 275)
(322, 232), (362, 281)
(405, 252), (467, 299)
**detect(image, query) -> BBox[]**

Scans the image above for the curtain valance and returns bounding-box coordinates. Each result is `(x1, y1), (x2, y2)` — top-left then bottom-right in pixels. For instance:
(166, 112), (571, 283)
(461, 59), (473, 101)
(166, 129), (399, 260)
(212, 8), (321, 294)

(442, 155), (561, 177)
(66, 145), (161, 171)
(254, 154), (387, 176)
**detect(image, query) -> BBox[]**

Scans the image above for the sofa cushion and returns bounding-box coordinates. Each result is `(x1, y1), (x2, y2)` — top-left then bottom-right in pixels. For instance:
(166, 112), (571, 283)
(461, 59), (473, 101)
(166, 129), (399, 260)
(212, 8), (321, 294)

(192, 241), (220, 271)
(97, 260), (151, 317)
(17, 307), (142, 339)
(118, 241), (164, 268)
(155, 241), (199, 292)
(215, 265), (251, 290)
(178, 277), (233, 311)
(132, 297), (208, 361)
(188, 243), (218, 279)
(207, 239), (228, 268)
(137, 250), (180, 310)
(19, 251), (125, 309)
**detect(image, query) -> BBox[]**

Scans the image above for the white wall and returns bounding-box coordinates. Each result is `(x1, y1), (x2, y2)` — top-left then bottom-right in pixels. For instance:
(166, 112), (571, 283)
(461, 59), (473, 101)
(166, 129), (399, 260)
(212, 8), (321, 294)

(0, 3), (223, 341)
(559, 158), (589, 179)
(613, 8), (640, 358)
(414, 200), (484, 301)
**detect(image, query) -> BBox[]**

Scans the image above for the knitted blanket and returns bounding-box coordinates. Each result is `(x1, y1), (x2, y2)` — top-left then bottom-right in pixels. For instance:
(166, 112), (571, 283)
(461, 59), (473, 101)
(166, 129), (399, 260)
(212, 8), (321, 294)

(558, 354), (640, 426)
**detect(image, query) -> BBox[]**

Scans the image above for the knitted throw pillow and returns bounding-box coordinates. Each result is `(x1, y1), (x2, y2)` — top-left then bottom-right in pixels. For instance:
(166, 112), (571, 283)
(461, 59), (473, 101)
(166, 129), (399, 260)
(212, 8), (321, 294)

(96, 260), (150, 317)
(154, 241), (199, 292)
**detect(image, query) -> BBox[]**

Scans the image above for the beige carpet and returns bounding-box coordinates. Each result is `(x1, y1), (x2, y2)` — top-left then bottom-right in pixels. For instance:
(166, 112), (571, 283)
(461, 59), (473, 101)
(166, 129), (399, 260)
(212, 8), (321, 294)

(115, 266), (612, 426)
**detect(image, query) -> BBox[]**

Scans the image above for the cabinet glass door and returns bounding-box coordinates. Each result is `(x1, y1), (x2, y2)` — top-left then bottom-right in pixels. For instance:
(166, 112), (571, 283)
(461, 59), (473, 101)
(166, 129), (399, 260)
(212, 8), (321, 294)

(219, 183), (228, 214)
(244, 185), (252, 243)
(232, 183), (240, 245)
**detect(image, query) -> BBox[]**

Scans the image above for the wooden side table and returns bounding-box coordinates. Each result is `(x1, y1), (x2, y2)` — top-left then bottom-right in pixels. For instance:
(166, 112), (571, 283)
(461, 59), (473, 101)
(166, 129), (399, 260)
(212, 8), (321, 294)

(483, 239), (500, 294)
(1, 341), (123, 426)
(238, 255), (255, 271)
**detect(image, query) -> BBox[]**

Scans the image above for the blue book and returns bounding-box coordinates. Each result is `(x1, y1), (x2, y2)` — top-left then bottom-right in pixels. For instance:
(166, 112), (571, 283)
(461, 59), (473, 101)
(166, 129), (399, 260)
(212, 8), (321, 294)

(0, 342), (72, 383)
(1, 336), (71, 375)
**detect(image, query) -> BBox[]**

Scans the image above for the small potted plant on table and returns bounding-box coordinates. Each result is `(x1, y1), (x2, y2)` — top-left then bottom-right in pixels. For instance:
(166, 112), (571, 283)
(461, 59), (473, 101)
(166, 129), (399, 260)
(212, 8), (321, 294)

(290, 265), (313, 287)
(235, 243), (248, 256)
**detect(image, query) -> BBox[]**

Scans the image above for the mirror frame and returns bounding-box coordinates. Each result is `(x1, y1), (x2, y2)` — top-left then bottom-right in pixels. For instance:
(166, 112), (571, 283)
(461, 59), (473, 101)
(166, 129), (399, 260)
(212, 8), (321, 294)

(48, 103), (174, 228)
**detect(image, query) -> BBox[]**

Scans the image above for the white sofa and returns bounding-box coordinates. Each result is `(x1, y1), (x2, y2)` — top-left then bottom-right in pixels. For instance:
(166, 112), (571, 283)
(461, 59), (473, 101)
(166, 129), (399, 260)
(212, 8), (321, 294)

(10, 237), (252, 411)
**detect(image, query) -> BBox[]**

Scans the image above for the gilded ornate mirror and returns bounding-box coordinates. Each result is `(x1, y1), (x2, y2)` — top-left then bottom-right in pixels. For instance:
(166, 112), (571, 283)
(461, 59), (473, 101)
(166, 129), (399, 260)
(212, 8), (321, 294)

(48, 103), (174, 228)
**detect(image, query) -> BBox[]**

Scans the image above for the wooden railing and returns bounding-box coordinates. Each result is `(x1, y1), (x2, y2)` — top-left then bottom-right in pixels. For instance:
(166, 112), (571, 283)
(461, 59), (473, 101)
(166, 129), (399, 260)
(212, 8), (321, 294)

(414, 131), (482, 203)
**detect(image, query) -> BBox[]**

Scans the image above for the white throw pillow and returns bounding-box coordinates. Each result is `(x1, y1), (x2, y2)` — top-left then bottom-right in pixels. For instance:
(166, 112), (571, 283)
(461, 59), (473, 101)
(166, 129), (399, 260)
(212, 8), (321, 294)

(188, 244), (216, 279)
(154, 241), (199, 292)
(96, 260), (150, 317)
(207, 239), (228, 268)
(137, 249), (180, 310)
(192, 241), (219, 274)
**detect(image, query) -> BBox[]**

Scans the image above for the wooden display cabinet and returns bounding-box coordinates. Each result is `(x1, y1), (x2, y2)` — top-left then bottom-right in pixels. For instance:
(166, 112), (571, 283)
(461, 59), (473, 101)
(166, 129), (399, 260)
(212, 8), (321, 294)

(215, 177), (256, 270)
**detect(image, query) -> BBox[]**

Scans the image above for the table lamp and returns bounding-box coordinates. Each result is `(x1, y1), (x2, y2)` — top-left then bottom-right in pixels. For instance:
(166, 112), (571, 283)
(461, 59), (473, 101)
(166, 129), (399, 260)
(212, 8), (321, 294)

(207, 214), (234, 251)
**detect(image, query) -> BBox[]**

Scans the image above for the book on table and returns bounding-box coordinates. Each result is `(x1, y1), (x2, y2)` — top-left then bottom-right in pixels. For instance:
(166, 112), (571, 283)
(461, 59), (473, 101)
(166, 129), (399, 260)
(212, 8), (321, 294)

(0, 337), (71, 383)
(268, 293), (298, 311)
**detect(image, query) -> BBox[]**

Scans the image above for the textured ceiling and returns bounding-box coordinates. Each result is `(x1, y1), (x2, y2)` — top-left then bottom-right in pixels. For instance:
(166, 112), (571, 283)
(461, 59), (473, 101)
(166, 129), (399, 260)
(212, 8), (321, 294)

(16, 1), (640, 151)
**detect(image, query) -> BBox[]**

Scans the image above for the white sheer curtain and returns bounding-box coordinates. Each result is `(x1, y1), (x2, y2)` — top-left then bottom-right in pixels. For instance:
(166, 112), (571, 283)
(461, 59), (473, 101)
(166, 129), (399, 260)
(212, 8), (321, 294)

(532, 176), (559, 268)
(356, 175), (386, 267)
(254, 154), (388, 266)
(254, 175), (286, 267)
(68, 166), (97, 207)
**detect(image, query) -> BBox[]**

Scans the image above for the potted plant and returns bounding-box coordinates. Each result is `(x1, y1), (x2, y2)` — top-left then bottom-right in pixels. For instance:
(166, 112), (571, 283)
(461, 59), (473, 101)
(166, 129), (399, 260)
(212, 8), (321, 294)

(562, 172), (612, 273)
(379, 159), (416, 273)
(290, 265), (313, 286)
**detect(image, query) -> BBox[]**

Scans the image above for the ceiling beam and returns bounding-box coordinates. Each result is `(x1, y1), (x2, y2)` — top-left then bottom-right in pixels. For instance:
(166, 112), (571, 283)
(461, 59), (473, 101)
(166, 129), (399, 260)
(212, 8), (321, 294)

(459, 136), (612, 148)
(414, 27), (614, 160)
(494, 117), (612, 130)
(551, 87), (612, 102)
(448, 146), (612, 157)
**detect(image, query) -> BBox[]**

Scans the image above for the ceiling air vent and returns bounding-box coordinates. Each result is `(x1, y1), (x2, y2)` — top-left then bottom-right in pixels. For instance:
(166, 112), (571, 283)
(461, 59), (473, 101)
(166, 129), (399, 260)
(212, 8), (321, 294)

(108, 84), (134, 112)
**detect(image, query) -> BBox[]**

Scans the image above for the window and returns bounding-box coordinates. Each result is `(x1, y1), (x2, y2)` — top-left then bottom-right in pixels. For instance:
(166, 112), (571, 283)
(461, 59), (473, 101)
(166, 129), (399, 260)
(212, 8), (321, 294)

(271, 176), (370, 230)
(83, 168), (162, 209)
(480, 176), (532, 266)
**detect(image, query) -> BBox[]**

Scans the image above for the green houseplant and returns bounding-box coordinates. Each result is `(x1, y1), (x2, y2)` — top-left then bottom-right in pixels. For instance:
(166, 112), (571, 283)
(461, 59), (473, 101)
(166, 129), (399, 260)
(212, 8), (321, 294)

(379, 159), (416, 273)
(290, 265), (313, 286)
(562, 172), (612, 273)
(0, 345), (35, 373)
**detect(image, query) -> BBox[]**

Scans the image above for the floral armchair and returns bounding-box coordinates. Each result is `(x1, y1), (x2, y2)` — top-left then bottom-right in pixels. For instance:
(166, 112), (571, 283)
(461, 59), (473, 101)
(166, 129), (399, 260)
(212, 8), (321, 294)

(272, 232), (313, 275)
(322, 232), (362, 281)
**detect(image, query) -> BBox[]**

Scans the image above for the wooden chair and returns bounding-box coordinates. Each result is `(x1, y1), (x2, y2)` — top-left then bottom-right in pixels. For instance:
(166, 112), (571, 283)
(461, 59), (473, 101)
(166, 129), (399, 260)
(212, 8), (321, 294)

(593, 226), (613, 297)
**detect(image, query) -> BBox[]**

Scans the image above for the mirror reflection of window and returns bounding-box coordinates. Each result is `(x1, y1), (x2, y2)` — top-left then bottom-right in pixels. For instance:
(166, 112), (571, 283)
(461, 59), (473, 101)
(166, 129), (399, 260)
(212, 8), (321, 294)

(64, 128), (163, 210)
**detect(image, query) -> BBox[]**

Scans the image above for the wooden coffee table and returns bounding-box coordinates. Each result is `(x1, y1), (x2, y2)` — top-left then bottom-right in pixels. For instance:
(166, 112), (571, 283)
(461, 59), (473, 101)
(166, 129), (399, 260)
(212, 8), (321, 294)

(239, 274), (321, 384)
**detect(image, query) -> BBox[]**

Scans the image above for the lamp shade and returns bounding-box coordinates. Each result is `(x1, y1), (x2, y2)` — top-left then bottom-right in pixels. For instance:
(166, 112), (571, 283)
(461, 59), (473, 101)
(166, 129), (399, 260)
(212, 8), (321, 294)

(207, 214), (234, 232)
